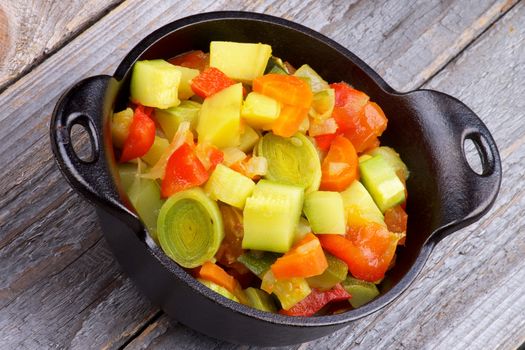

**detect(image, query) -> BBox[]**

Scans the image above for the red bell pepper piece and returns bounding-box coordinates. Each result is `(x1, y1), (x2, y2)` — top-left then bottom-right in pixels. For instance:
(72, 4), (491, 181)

(191, 67), (235, 98)
(119, 105), (156, 163)
(168, 50), (209, 72)
(318, 224), (399, 282)
(161, 143), (209, 197)
(331, 82), (369, 109)
(279, 284), (350, 316)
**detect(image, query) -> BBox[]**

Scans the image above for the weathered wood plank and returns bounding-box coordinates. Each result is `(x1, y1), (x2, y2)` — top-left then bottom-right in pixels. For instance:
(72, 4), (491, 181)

(0, 0), (123, 91)
(0, 0), (520, 349)
(0, 238), (159, 349)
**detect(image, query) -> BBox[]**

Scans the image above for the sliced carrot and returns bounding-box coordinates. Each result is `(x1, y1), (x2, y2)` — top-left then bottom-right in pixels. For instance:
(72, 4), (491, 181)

(320, 135), (359, 192)
(271, 105), (309, 137)
(198, 261), (238, 293)
(271, 233), (328, 280)
(198, 262), (249, 304)
(253, 74), (312, 108)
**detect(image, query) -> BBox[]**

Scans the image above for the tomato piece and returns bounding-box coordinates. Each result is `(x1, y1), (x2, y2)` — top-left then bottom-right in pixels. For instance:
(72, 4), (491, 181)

(119, 105), (156, 163)
(362, 137), (381, 153)
(331, 82), (369, 111)
(168, 50), (209, 71)
(253, 74), (312, 108)
(384, 205), (408, 233)
(191, 67), (235, 98)
(332, 101), (388, 153)
(354, 102), (388, 152)
(279, 284), (350, 316)
(271, 233), (328, 280)
(320, 135), (359, 192)
(318, 224), (399, 282)
(314, 133), (338, 152)
(330, 82), (387, 153)
(161, 143), (209, 197)
(271, 105), (309, 137)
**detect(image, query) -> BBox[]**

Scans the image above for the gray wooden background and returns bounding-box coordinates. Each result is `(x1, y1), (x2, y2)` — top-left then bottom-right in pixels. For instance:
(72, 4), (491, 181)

(1, 1), (524, 349)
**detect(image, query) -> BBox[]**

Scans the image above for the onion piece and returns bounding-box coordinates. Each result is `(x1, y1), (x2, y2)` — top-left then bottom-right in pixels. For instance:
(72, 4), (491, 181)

(141, 121), (191, 179)
(244, 156), (268, 177)
(222, 147), (247, 166)
(309, 117), (338, 137)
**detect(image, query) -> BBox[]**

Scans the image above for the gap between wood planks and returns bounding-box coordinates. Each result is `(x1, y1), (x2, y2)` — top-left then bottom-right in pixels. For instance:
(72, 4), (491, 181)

(0, 0), (125, 95)
(114, 2), (522, 348)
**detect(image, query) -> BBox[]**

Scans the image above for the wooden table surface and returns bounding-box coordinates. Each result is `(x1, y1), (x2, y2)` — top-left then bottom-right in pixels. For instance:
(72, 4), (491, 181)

(1, 1), (524, 349)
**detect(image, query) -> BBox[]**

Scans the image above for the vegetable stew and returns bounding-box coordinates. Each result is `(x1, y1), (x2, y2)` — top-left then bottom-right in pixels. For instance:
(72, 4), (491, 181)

(112, 41), (409, 316)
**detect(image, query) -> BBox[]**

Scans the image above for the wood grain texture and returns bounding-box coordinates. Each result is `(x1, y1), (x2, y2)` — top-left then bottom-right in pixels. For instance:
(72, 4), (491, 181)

(0, 0), (123, 91)
(0, 0), (520, 349)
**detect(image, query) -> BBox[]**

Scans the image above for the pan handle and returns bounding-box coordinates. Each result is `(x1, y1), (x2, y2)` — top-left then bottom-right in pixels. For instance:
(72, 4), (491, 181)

(423, 90), (502, 241)
(50, 75), (141, 229)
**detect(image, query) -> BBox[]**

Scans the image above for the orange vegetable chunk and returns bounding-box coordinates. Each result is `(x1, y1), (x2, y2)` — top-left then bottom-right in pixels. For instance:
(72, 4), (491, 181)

(320, 135), (359, 192)
(253, 74), (312, 108)
(318, 223), (399, 282)
(271, 233), (328, 280)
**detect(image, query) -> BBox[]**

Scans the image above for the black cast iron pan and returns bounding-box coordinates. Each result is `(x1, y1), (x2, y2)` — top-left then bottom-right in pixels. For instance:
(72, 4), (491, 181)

(49, 11), (501, 346)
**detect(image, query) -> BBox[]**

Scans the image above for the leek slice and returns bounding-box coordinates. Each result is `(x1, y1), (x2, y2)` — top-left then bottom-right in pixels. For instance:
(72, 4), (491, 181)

(157, 188), (224, 268)
(258, 132), (321, 193)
